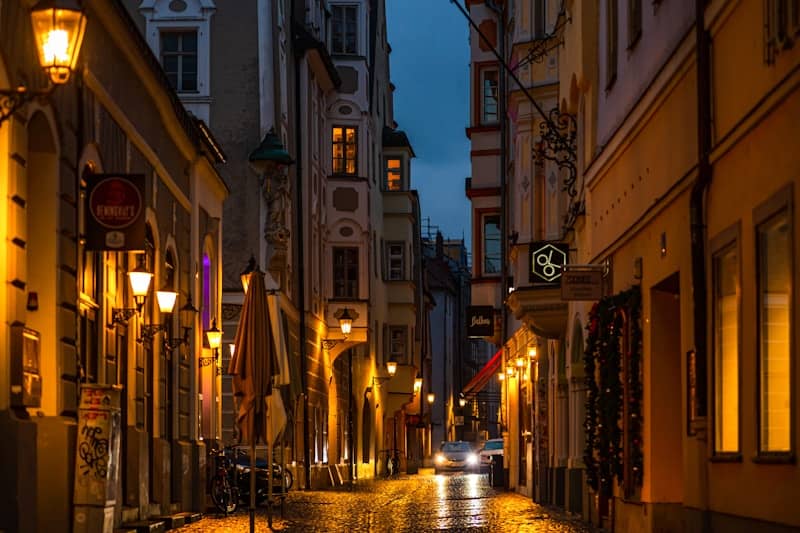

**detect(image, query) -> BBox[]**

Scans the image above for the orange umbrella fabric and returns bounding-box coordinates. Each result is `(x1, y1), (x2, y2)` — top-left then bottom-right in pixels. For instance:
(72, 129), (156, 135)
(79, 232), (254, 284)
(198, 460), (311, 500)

(228, 271), (277, 444)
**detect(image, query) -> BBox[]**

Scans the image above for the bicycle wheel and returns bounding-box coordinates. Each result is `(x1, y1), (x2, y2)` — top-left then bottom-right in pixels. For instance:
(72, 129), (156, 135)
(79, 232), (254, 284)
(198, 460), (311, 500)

(210, 475), (238, 514)
(282, 469), (293, 491)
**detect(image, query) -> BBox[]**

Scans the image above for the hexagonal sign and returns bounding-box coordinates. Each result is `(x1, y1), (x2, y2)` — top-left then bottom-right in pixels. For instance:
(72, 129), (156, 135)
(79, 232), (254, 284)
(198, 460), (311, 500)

(529, 242), (569, 284)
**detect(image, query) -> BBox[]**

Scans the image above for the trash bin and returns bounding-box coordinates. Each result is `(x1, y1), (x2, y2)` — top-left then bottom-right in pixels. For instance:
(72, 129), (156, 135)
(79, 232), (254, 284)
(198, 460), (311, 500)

(490, 457), (504, 487)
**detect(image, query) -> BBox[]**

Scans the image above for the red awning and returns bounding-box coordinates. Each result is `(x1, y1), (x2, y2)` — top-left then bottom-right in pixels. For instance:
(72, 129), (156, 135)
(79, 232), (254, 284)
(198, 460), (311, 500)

(462, 348), (502, 399)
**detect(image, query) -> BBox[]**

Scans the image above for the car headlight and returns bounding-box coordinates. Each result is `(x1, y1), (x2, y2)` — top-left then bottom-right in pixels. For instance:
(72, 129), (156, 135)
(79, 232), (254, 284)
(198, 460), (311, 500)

(466, 453), (478, 466)
(434, 453), (445, 465)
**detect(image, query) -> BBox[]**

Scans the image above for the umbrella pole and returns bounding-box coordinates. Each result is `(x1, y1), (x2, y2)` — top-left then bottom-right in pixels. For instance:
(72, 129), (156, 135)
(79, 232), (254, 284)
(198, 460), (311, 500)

(250, 441), (256, 533)
(267, 399), (273, 529)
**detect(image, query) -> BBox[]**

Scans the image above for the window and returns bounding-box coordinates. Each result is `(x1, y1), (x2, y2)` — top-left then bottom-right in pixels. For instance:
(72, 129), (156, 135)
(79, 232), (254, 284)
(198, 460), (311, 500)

(161, 31), (198, 92)
(765, 0), (797, 63)
(386, 242), (405, 280)
(534, 0), (546, 38)
(628, 0), (642, 48)
(385, 158), (402, 191)
(333, 247), (358, 298)
(388, 326), (407, 364)
(332, 4), (358, 54)
(332, 126), (357, 175)
(481, 69), (499, 125)
(606, 0), (618, 88)
(757, 208), (792, 454)
(483, 214), (501, 276)
(713, 243), (739, 454)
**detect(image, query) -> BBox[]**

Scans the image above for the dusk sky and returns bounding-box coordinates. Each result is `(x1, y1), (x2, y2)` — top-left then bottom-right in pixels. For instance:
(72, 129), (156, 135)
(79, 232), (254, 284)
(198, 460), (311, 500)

(386, 0), (473, 253)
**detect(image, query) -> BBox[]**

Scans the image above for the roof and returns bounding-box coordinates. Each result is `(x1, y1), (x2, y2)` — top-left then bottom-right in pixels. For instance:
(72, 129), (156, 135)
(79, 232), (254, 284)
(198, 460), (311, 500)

(382, 126), (416, 157)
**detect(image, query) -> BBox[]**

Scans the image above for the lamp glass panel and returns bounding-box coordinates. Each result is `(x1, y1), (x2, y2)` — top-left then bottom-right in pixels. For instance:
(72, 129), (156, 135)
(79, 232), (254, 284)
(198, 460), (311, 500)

(156, 290), (178, 314)
(128, 270), (153, 297)
(426, 393), (435, 405)
(30, 4), (87, 84)
(206, 327), (222, 350)
(386, 361), (397, 376)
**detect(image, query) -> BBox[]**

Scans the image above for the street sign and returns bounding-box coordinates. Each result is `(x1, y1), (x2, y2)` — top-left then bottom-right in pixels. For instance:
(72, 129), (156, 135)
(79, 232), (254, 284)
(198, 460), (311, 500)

(529, 241), (569, 285)
(561, 266), (604, 300)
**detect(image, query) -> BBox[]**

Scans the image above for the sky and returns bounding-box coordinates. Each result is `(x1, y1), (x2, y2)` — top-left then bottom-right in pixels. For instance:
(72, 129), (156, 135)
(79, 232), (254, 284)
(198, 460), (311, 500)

(386, 0), (472, 252)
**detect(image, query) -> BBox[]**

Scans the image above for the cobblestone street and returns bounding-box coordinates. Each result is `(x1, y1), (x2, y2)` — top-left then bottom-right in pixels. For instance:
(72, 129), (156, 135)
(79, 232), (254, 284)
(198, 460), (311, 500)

(182, 471), (593, 532)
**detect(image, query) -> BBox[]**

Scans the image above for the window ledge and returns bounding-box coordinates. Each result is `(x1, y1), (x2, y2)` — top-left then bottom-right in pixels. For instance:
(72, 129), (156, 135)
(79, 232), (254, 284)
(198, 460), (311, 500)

(752, 453), (796, 465)
(709, 453), (742, 463)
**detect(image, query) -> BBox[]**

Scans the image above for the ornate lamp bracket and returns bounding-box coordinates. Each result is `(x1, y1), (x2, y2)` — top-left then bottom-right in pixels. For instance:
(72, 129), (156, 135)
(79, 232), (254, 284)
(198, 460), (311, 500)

(535, 107), (578, 198)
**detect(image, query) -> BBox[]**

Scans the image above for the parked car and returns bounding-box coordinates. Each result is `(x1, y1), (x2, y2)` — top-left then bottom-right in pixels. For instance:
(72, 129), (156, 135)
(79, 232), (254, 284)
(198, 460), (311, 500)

(479, 438), (504, 471)
(434, 441), (479, 474)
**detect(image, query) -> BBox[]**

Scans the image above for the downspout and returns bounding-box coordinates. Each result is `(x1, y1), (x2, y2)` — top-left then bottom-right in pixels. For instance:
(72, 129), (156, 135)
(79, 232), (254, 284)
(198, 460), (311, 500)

(690, 0), (712, 530)
(291, 0), (311, 490)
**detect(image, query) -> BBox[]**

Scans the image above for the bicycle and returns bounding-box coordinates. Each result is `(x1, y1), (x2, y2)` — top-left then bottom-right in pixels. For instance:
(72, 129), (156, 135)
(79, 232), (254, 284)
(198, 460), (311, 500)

(379, 448), (401, 478)
(209, 447), (238, 515)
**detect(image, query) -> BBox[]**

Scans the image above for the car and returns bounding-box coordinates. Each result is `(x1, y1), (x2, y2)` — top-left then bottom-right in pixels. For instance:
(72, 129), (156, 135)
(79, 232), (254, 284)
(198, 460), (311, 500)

(434, 441), (479, 474)
(479, 438), (504, 471)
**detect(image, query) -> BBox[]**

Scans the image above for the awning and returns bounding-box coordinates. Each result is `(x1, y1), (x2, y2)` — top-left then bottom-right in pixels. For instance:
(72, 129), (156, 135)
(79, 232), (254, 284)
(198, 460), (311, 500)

(462, 348), (502, 399)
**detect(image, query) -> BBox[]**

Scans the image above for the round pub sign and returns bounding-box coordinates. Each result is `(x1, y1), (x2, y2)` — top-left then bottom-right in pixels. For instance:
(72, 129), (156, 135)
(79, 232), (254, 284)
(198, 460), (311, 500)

(89, 177), (142, 229)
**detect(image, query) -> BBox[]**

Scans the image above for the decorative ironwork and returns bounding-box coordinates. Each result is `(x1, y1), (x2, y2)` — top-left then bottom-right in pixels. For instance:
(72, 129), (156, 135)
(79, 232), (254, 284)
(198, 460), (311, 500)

(109, 308), (138, 327)
(138, 324), (167, 343)
(221, 303), (242, 321)
(322, 339), (342, 350)
(0, 87), (53, 125)
(535, 107), (578, 197)
(198, 356), (216, 367)
(164, 327), (192, 352)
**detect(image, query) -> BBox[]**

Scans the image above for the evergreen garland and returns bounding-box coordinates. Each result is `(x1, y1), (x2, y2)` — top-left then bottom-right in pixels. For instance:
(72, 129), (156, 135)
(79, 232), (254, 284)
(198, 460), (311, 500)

(582, 286), (643, 496)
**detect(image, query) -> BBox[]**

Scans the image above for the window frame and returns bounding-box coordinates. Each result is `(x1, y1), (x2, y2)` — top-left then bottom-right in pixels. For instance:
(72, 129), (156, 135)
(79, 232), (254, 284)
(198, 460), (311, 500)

(332, 125), (358, 176)
(385, 241), (405, 281)
(331, 4), (359, 55)
(753, 184), (795, 461)
(480, 211), (502, 278)
(534, 0), (547, 38)
(333, 246), (359, 298)
(387, 325), (408, 365)
(480, 67), (500, 125)
(160, 29), (199, 93)
(627, 0), (642, 49)
(710, 223), (743, 459)
(384, 157), (403, 191)
(606, 0), (619, 89)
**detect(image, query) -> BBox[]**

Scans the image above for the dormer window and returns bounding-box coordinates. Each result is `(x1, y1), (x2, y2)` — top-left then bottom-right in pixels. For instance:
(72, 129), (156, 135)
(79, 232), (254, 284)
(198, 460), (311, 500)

(161, 30), (198, 93)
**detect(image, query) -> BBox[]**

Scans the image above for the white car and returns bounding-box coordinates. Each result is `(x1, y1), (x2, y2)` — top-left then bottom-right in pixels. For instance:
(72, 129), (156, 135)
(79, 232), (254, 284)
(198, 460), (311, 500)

(434, 441), (479, 474)
(479, 438), (503, 471)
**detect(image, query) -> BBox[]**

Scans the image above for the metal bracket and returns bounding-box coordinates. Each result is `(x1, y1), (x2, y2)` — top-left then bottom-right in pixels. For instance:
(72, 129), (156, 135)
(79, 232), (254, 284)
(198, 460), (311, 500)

(0, 86), (54, 125)
(109, 308), (138, 328)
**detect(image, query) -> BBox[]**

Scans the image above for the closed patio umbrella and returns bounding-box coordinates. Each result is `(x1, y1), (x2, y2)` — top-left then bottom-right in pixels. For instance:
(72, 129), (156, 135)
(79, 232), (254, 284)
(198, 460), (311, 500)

(228, 269), (277, 531)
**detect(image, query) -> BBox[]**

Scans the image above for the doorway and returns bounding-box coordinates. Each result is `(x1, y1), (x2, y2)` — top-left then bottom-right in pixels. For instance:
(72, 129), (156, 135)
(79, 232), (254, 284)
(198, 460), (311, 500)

(649, 273), (683, 503)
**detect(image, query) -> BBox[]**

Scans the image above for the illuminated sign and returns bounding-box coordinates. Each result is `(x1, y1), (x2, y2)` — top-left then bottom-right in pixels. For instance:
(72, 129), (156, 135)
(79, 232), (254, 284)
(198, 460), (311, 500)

(467, 306), (495, 337)
(529, 242), (569, 285)
(85, 174), (146, 250)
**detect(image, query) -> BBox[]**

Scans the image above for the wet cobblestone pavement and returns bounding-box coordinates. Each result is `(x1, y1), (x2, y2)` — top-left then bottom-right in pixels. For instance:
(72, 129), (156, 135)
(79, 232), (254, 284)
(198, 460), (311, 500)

(182, 471), (594, 532)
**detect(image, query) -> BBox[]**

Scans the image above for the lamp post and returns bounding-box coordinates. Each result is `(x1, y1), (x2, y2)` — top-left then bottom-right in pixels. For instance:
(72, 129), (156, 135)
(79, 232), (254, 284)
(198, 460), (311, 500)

(202, 318), (222, 374)
(110, 262), (153, 326)
(1, 0), (87, 125)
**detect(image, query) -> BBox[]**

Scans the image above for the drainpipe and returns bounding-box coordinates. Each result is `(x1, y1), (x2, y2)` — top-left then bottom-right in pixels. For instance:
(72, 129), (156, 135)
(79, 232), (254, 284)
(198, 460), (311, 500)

(691, 1), (712, 529)
(290, 0), (311, 491)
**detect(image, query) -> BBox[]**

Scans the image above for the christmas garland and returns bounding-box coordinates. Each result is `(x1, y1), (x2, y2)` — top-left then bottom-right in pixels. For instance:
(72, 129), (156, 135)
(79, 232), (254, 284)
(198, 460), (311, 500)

(583, 286), (643, 496)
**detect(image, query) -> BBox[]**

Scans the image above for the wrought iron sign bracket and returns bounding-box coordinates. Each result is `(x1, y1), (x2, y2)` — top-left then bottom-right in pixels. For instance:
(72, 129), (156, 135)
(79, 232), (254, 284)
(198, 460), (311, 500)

(138, 324), (168, 343)
(0, 86), (54, 125)
(535, 107), (578, 198)
(109, 308), (138, 328)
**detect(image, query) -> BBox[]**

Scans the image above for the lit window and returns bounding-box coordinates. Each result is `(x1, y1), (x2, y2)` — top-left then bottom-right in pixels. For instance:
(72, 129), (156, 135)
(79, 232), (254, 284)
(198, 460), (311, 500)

(386, 242), (404, 280)
(332, 4), (358, 54)
(757, 209), (791, 454)
(483, 214), (501, 276)
(332, 126), (357, 175)
(333, 247), (358, 298)
(385, 158), (402, 191)
(481, 69), (499, 125)
(713, 244), (739, 454)
(161, 31), (198, 92)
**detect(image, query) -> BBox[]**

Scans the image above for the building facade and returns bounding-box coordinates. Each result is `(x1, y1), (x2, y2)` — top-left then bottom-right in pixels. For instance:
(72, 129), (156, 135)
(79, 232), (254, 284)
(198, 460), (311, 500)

(0, 1), (227, 531)
(465, 0), (800, 532)
(126, 0), (429, 491)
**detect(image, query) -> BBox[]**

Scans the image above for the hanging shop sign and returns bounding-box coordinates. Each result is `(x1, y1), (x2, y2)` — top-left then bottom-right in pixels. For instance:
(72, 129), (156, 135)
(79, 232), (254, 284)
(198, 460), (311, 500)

(466, 306), (495, 337)
(85, 174), (146, 250)
(529, 241), (569, 285)
(561, 265), (604, 300)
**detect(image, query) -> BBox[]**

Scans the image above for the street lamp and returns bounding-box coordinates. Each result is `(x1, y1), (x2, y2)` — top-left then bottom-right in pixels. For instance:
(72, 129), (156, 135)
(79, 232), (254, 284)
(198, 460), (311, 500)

(110, 262), (153, 326)
(139, 289), (178, 342)
(386, 359), (398, 377)
(427, 392), (435, 405)
(201, 318), (222, 374)
(337, 308), (354, 336)
(413, 373), (423, 395)
(164, 292), (199, 352)
(459, 394), (467, 408)
(1, 0), (87, 125)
